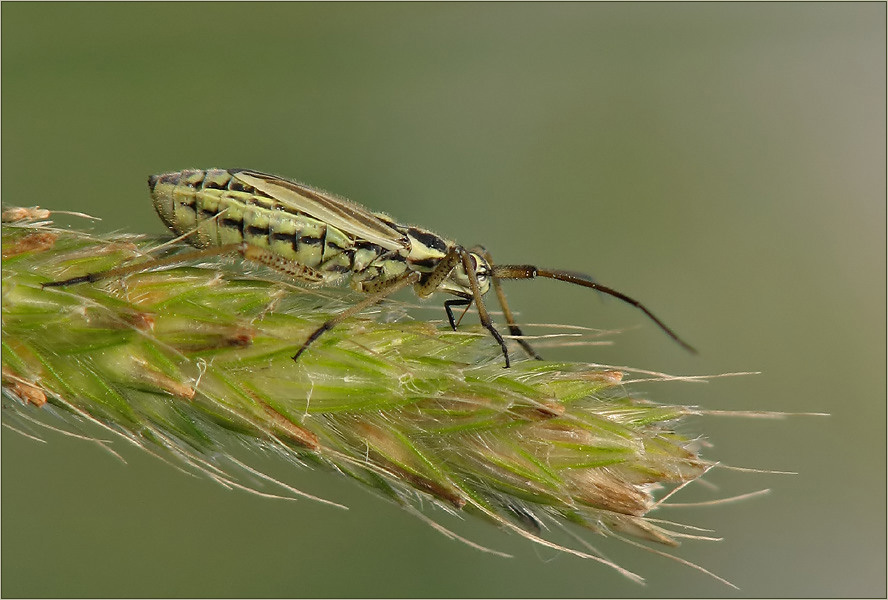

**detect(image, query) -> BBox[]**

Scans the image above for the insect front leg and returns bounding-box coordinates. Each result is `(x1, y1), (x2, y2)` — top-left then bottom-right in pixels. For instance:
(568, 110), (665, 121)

(457, 247), (511, 368)
(416, 246), (511, 368)
(472, 246), (543, 361)
(443, 296), (472, 330)
(292, 270), (422, 362)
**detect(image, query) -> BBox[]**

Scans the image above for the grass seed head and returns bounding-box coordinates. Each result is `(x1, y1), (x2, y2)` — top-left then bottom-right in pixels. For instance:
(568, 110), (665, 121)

(1, 213), (742, 585)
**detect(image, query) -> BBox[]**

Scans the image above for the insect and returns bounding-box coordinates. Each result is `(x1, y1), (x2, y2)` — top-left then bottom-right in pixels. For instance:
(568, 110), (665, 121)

(44, 168), (695, 366)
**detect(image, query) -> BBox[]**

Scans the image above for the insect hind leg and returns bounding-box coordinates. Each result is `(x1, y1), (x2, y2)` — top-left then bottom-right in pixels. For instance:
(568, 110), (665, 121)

(240, 244), (327, 284)
(42, 243), (247, 289)
(43, 242), (330, 291)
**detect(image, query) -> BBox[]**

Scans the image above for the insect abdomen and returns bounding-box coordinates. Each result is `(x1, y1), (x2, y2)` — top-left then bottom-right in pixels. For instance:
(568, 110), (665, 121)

(150, 169), (247, 247)
(149, 169), (374, 273)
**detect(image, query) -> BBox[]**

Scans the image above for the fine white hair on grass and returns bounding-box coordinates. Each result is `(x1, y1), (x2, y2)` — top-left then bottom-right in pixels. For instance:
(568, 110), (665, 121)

(2, 213), (803, 589)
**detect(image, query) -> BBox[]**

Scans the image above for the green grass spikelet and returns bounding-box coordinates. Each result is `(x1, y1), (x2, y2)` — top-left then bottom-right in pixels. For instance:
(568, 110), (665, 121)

(1, 212), (746, 585)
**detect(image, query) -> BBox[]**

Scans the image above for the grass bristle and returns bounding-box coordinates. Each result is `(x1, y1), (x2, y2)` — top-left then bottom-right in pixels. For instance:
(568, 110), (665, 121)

(2, 210), (761, 586)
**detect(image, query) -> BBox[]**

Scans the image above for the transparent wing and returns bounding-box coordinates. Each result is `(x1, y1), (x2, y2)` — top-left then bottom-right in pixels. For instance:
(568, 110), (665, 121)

(232, 170), (409, 252)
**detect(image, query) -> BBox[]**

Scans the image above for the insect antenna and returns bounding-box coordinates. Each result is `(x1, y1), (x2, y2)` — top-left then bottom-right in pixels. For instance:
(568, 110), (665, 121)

(491, 265), (697, 354)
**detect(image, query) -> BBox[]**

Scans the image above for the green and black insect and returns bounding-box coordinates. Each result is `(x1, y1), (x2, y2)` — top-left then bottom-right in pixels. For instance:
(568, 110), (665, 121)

(45, 169), (695, 366)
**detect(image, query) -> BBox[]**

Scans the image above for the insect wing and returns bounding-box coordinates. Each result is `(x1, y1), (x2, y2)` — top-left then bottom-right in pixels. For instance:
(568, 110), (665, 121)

(232, 170), (409, 252)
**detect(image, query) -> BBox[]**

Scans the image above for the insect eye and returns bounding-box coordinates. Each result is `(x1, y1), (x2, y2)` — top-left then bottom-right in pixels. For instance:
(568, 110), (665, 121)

(470, 253), (490, 279)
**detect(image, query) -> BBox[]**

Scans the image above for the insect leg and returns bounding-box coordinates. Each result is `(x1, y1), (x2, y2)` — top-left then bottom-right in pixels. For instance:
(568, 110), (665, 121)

(472, 246), (543, 361)
(456, 247), (510, 368)
(239, 244), (326, 284)
(292, 270), (422, 362)
(42, 243), (246, 289)
(443, 296), (472, 330)
(412, 245), (511, 367)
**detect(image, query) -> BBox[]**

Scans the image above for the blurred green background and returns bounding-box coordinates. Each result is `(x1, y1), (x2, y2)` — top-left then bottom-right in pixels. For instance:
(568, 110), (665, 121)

(2, 3), (884, 597)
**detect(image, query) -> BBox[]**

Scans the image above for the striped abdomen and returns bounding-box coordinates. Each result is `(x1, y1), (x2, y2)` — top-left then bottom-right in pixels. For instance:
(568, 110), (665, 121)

(148, 169), (383, 279)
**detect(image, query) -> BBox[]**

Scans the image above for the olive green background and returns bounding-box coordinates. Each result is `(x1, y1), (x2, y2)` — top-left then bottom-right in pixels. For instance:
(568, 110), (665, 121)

(2, 3), (884, 597)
